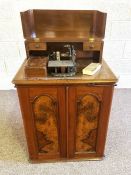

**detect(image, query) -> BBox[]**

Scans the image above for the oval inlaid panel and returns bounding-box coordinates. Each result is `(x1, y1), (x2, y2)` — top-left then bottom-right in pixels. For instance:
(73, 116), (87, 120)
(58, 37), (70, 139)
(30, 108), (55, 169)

(33, 95), (59, 154)
(76, 94), (100, 152)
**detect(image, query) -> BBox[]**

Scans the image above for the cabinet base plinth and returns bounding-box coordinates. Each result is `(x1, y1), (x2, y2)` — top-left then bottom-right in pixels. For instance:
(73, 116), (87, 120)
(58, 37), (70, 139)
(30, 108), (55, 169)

(29, 156), (105, 163)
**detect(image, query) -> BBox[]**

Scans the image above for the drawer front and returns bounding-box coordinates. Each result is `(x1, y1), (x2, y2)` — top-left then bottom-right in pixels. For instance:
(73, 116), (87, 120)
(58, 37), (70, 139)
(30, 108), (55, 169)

(83, 41), (102, 51)
(28, 42), (47, 50)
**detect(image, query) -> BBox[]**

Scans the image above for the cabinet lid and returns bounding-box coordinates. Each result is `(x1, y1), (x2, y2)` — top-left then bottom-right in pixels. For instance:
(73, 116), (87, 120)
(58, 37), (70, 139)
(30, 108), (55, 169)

(20, 9), (107, 41)
(12, 60), (118, 85)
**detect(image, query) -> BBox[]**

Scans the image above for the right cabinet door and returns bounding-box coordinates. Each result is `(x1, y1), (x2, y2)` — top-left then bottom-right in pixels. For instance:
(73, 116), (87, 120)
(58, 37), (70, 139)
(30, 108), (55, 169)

(67, 85), (114, 160)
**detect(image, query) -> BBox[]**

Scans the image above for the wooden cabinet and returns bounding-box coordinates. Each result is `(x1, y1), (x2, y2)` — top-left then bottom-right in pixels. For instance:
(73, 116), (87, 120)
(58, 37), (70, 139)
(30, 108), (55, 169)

(13, 9), (118, 162)
(17, 84), (114, 162)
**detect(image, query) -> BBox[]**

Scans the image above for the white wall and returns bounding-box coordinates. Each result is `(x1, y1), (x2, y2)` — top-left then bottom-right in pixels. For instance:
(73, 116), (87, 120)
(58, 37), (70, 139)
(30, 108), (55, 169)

(0, 0), (131, 89)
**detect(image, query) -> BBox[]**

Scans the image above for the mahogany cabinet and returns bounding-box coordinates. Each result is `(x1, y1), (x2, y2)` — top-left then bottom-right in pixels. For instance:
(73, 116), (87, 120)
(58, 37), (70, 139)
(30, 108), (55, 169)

(16, 83), (114, 162)
(12, 10), (118, 162)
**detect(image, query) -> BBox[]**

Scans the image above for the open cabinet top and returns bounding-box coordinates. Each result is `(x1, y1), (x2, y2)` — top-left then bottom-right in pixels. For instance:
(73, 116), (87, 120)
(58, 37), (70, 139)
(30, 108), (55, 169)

(20, 9), (107, 42)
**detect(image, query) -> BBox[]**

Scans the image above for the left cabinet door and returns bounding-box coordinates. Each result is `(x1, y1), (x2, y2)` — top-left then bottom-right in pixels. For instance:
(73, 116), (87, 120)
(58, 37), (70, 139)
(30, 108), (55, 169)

(17, 86), (66, 162)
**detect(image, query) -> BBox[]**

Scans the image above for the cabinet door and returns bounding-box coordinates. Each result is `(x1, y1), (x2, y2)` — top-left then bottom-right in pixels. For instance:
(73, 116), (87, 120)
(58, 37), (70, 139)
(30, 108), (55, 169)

(18, 86), (66, 161)
(67, 85), (114, 159)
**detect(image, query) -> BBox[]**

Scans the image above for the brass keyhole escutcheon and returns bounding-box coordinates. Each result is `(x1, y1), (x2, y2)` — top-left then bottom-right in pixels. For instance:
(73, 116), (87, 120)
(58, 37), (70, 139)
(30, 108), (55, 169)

(89, 44), (94, 49)
(35, 44), (40, 48)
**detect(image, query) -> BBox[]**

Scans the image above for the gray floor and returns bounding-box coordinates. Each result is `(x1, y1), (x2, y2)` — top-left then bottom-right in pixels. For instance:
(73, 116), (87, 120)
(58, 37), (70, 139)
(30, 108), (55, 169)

(0, 89), (131, 175)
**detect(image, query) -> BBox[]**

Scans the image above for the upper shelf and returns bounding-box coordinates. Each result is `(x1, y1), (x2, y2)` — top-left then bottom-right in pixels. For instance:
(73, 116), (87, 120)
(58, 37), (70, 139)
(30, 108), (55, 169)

(20, 10), (107, 41)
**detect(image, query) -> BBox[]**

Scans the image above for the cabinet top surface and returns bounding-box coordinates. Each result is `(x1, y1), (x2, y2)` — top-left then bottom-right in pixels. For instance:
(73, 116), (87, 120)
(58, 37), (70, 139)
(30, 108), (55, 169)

(21, 9), (107, 41)
(12, 60), (118, 86)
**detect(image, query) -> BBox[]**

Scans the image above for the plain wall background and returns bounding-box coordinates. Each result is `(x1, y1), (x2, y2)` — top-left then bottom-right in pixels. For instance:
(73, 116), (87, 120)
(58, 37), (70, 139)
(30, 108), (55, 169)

(0, 0), (131, 89)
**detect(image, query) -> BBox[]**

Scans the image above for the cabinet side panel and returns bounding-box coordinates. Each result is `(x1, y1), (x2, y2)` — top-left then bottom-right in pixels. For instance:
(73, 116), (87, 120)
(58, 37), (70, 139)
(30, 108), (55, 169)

(96, 86), (114, 156)
(95, 11), (107, 38)
(20, 11), (32, 39)
(17, 87), (38, 160)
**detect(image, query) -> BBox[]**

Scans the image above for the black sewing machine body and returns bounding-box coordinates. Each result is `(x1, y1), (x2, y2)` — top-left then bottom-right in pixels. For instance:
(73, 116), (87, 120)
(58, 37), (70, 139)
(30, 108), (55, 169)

(48, 44), (76, 76)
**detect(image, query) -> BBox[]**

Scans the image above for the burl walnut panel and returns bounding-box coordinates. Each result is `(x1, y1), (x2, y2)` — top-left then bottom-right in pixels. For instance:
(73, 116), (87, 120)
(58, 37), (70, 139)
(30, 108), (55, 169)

(32, 95), (59, 154)
(76, 94), (100, 153)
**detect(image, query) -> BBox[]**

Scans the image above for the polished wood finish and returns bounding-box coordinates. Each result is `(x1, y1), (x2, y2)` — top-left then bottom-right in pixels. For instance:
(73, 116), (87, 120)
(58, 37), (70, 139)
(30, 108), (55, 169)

(83, 41), (102, 51)
(13, 60), (117, 85)
(21, 10), (106, 40)
(33, 95), (59, 154)
(25, 57), (48, 77)
(14, 63), (117, 161)
(16, 83), (116, 162)
(67, 85), (114, 159)
(27, 42), (47, 51)
(13, 9), (118, 162)
(76, 93), (100, 152)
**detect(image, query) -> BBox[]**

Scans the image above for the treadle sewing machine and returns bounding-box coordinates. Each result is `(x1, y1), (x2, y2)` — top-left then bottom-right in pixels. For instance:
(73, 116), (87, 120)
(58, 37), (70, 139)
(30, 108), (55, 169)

(13, 10), (118, 162)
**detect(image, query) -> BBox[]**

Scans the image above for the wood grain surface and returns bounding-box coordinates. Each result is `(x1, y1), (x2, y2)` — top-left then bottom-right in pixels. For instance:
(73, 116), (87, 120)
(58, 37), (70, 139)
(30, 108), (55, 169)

(76, 94), (100, 152)
(20, 10), (106, 40)
(33, 95), (59, 154)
